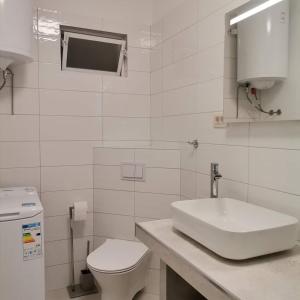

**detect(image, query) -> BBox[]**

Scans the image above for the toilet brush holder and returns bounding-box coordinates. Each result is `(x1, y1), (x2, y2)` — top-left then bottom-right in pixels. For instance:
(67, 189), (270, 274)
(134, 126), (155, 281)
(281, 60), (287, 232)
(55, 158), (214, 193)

(67, 206), (98, 298)
(80, 240), (97, 291)
(80, 269), (95, 291)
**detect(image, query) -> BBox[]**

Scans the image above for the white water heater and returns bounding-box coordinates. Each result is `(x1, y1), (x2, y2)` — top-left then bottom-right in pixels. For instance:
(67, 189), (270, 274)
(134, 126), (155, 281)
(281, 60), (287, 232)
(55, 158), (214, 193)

(237, 0), (289, 90)
(0, 0), (33, 70)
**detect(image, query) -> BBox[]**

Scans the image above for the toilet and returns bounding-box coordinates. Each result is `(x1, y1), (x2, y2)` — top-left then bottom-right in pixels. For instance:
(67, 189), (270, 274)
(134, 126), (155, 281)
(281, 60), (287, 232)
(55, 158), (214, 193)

(87, 239), (150, 300)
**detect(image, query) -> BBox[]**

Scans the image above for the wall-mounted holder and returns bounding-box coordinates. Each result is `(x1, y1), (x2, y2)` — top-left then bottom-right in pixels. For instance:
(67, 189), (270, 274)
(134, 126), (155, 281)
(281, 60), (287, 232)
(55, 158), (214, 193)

(187, 140), (199, 149)
(67, 206), (98, 299)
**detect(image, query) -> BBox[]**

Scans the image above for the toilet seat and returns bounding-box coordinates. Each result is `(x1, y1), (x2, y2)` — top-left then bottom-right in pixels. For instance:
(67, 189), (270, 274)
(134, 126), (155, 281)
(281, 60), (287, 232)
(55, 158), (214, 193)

(87, 239), (149, 274)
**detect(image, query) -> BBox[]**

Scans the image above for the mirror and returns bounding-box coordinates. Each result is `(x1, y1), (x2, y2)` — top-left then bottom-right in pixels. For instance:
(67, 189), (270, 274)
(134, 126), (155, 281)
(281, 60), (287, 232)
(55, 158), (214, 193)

(223, 0), (300, 122)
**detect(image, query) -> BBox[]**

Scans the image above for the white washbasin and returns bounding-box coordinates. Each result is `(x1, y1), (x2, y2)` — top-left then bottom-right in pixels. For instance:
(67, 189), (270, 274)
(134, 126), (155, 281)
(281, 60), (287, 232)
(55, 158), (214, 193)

(172, 198), (299, 260)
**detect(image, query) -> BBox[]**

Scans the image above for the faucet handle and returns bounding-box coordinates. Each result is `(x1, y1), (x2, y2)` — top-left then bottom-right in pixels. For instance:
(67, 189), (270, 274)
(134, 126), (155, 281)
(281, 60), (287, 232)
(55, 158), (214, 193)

(211, 163), (222, 178)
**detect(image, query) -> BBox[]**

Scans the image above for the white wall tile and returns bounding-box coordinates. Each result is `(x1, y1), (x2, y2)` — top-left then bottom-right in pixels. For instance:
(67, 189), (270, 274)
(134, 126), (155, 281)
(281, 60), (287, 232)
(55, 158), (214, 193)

(162, 39), (174, 67)
(45, 264), (70, 291)
(151, 19), (163, 47)
(163, 114), (198, 142)
(150, 117), (164, 141)
(41, 189), (93, 217)
(197, 0), (234, 21)
(103, 71), (150, 95)
(102, 19), (150, 48)
(195, 79), (224, 113)
(162, 0), (198, 40)
(39, 63), (102, 92)
(0, 142), (40, 168)
(196, 144), (248, 183)
(45, 261), (86, 291)
(150, 44), (162, 71)
(94, 189), (134, 216)
(172, 24), (199, 63)
(219, 179), (248, 201)
(135, 192), (179, 219)
(249, 148), (300, 195)
(38, 8), (102, 37)
(40, 90), (102, 116)
(180, 146), (197, 172)
(94, 213), (135, 240)
(40, 141), (97, 166)
(45, 213), (93, 242)
(181, 169), (197, 199)
(94, 165), (134, 191)
(40, 116), (101, 141)
(162, 80), (223, 117)
(0, 88), (39, 115)
(249, 121), (300, 150)
(102, 93), (150, 117)
(135, 149), (180, 169)
(0, 167), (40, 190)
(198, 11), (225, 51)
(45, 236), (93, 266)
(150, 93), (163, 117)
(94, 147), (134, 166)
(135, 168), (180, 195)
(103, 117), (149, 141)
(38, 36), (60, 64)
(163, 44), (223, 91)
(151, 69), (163, 94)
(196, 173), (210, 198)
(41, 165), (93, 192)
(197, 113), (249, 146)
(0, 115), (39, 141)
(11, 62), (39, 88)
(163, 85), (199, 116)
(128, 47), (150, 72)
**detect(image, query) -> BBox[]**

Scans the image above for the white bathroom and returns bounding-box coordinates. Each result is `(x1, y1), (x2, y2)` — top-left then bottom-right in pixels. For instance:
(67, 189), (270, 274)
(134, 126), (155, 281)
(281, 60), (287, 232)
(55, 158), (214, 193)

(0, 0), (299, 299)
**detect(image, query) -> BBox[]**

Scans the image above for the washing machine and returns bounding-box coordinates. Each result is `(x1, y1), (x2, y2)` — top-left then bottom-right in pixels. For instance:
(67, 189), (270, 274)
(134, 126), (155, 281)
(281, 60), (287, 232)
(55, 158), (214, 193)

(0, 187), (45, 300)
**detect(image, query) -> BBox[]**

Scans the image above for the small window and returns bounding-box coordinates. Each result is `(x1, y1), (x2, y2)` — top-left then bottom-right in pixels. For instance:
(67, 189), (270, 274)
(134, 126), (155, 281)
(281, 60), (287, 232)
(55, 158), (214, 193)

(60, 25), (128, 76)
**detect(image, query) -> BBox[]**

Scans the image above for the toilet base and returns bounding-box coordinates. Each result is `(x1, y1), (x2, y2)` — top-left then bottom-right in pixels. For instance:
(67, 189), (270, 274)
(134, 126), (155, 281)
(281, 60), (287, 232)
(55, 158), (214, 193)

(90, 252), (150, 300)
(87, 239), (150, 300)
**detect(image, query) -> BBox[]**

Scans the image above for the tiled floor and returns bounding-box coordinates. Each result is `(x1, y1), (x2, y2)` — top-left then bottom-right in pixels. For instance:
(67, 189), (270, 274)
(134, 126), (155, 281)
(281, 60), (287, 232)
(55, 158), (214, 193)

(46, 289), (159, 300)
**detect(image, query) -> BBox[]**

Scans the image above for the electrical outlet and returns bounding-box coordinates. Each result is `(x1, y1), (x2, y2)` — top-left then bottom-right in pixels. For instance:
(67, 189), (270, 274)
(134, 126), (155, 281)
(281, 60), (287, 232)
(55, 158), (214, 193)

(213, 112), (227, 128)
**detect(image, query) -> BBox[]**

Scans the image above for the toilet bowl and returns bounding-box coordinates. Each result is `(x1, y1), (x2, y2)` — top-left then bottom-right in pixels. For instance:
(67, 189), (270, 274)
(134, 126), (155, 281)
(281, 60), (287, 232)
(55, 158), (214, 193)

(87, 239), (150, 300)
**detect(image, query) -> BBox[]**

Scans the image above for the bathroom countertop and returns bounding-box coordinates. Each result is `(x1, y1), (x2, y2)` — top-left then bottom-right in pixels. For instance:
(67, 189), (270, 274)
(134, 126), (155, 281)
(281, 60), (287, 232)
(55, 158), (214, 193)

(136, 219), (300, 300)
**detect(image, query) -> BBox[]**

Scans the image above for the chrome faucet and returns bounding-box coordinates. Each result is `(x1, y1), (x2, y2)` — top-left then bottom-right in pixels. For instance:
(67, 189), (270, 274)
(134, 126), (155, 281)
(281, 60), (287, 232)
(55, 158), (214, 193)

(210, 163), (222, 198)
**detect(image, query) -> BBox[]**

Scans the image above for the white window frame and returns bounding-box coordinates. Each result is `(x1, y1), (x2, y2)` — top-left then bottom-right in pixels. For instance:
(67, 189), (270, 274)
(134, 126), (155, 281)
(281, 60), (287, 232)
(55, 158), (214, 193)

(61, 31), (127, 76)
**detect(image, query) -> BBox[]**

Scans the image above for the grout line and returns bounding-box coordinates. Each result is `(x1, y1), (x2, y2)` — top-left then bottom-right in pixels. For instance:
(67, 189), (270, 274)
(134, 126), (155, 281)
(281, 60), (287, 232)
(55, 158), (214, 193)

(94, 188), (180, 197)
(150, 76), (223, 95)
(38, 87), (150, 96)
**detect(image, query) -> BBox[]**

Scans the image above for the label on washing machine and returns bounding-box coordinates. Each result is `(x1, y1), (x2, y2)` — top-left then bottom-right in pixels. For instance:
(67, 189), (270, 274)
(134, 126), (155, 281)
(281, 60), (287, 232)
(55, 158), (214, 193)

(22, 222), (42, 261)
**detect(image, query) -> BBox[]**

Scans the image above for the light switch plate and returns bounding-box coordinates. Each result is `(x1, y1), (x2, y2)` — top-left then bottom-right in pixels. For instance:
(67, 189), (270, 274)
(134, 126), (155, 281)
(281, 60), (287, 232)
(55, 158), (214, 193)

(213, 112), (227, 128)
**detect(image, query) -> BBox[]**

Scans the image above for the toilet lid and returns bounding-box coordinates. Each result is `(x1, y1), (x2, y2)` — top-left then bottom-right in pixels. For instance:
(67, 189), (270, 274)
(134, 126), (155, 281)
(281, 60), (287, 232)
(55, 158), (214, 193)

(87, 239), (149, 273)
